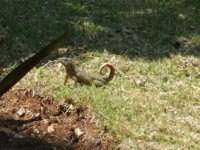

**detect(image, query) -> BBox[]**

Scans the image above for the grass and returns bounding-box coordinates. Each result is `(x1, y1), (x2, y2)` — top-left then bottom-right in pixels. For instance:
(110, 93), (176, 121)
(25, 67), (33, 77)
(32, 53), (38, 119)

(1, 0), (200, 149)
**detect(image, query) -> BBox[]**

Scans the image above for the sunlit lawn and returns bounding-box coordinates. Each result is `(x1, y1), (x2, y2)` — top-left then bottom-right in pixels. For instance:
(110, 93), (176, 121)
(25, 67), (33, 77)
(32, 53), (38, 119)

(1, 0), (200, 149)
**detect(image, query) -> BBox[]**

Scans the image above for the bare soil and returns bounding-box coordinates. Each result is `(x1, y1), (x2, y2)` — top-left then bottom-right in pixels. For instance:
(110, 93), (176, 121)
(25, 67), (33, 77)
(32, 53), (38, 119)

(0, 89), (113, 150)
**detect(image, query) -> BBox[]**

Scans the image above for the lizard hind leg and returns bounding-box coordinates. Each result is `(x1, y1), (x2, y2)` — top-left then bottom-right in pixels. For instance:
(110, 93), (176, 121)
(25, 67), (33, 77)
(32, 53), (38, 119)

(71, 76), (78, 85)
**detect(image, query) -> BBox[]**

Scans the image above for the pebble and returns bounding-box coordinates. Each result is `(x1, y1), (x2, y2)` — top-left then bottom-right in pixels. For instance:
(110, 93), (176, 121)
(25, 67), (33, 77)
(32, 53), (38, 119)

(16, 107), (26, 117)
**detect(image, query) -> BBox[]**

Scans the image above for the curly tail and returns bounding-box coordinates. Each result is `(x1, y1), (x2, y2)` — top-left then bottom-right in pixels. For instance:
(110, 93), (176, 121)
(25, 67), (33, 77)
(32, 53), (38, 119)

(99, 63), (115, 84)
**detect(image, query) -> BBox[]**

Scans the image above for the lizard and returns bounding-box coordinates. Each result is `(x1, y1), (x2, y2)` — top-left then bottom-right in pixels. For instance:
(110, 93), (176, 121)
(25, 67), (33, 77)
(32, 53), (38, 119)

(59, 61), (115, 87)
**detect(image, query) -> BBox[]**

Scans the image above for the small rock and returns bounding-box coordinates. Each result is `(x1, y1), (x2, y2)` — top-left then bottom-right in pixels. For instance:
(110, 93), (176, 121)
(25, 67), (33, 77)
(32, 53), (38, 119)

(13, 133), (24, 139)
(32, 113), (42, 120)
(134, 78), (147, 86)
(33, 128), (40, 134)
(191, 60), (199, 67)
(33, 113), (41, 118)
(42, 131), (47, 135)
(16, 107), (26, 117)
(178, 14), (186, 20)
(47, 124), (57, 133)
(43, 119), (51, 125)
(74, 128), (84, 138)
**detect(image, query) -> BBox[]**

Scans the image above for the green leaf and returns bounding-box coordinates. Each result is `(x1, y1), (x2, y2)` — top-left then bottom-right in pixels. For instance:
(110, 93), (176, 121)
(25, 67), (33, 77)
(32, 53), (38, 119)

(0, 30), (69, 97)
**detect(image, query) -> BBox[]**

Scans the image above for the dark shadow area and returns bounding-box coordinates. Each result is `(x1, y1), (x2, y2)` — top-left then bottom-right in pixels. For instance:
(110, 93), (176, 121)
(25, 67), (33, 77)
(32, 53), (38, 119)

(0, 0), (199, 67)
(0, 118), (67, 150)
(0, 117), (42, 127)
(65, 0), (199, 60)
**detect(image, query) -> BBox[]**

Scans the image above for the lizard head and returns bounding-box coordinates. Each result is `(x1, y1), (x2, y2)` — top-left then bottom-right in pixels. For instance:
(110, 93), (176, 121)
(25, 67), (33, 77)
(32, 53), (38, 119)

(60, 61), (76, 76)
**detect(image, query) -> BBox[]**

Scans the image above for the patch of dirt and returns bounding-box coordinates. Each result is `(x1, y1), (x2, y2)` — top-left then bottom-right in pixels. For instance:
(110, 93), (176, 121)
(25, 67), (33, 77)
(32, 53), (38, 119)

(0, 89), (113, 150)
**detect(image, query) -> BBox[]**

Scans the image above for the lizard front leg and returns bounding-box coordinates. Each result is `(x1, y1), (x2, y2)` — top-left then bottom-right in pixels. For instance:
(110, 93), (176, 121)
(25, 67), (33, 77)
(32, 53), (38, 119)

(64, 74), (69, 85)
(71, 76), (78, 85)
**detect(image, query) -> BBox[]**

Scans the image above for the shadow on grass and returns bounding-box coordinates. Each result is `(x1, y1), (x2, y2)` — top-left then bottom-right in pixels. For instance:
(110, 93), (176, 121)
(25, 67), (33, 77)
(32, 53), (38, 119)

(0, 0), (199, 67)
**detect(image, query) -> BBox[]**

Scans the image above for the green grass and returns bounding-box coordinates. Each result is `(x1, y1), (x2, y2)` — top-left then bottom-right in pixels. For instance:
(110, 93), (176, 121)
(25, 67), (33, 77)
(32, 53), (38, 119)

(1, 0), (200, 149)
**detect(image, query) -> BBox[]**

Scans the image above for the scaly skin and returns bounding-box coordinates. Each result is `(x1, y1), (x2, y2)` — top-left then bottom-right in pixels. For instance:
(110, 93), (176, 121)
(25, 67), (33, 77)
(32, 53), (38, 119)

(60, 61), (115, 87)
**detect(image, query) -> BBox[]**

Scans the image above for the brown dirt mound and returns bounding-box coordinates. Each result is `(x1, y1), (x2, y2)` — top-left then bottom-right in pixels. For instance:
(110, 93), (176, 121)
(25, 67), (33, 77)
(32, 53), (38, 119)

(0, 89), (113, 150)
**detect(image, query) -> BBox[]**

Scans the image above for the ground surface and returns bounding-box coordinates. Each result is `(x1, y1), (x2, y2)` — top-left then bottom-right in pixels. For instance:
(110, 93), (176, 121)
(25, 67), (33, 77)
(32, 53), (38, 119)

(0, 1), (200, 149)
(0, 89), (113, 150)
